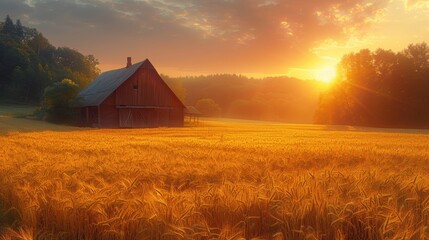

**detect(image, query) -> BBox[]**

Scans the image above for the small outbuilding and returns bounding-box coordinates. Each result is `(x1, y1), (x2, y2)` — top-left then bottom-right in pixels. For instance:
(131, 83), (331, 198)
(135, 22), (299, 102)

(76, 58), (185, 128)
(185, 106), (202, 123)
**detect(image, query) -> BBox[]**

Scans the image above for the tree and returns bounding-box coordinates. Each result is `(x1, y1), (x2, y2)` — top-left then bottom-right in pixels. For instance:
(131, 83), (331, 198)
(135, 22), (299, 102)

(0, 16), (100, 103)
(41, 79), (80, 123)
(1, 15), (15, 36)
(15, 19), (24, 38)
(315, 42), (429, 128)
(403, 43), (429, 71)
(195, 98), (221, 117)
(53, 47), (100, 87)
(28, 33), (51, 56)
(228, 99), (250, 118)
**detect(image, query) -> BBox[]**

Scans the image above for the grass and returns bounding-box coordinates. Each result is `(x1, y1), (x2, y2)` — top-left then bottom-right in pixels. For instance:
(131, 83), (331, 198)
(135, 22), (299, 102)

(1, 115), (429, 239)
(0, 105), (37, 118)
(0, 117), (77, 134)
(0, 104), (78, 134)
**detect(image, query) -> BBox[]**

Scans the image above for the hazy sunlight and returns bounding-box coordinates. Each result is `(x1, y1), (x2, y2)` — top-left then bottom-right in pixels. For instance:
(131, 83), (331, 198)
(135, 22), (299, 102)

(313, 66), (336, 83)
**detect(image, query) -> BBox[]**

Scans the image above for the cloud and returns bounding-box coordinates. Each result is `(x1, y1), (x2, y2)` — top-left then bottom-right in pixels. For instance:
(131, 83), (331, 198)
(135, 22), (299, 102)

(0, 0), (390, 74)
(405, 0), (429, 9)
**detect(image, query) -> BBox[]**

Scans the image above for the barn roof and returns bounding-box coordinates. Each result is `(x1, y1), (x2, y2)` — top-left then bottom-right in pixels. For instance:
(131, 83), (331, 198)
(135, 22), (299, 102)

(76, 59), (184, 108)
(185, 106), (202, 115)
(77, 60), (145, 107)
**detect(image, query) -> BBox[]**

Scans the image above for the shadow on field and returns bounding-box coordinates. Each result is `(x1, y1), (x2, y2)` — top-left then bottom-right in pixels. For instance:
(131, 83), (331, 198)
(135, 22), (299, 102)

(322, 125), (359, 131)
(0, 116), (84, 135)
(204, 117), (429, 135)
(0, 104), (85, 135)
(322, 123), (429, 135)
(0, 198), (22, 230)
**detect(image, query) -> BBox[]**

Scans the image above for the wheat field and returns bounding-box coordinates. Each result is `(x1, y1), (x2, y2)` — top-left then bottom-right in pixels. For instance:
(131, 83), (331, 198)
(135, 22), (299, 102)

(1, 119), (429, 239)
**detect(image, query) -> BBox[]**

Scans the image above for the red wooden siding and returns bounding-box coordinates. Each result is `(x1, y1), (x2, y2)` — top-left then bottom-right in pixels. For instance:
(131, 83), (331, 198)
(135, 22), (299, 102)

(99, 93), (119, 128)
(117, 108), (183, 128)
(80, 106), (99, 127)
(115, 64), (182, 107)
(79, 60), (184, 128)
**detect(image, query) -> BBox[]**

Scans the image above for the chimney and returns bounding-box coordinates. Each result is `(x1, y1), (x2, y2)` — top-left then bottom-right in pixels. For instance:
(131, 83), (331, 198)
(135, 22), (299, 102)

(126, 57), (132, 68)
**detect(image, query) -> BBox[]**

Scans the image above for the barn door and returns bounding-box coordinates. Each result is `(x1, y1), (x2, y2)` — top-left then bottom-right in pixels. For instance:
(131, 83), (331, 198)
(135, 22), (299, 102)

(119, 109), (133, 128)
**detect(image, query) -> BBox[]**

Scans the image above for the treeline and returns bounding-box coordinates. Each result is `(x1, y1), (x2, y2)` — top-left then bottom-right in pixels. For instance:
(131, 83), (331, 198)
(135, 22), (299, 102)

(0, 15), (99, 104)
(164, 74), (326, 123)
(315, 43), (429, 128)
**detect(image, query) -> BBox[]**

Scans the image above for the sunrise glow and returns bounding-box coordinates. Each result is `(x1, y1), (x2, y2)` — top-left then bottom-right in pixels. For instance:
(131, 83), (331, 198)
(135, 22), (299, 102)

(1, 0), (427, 81)
(313, 66), (337, 83)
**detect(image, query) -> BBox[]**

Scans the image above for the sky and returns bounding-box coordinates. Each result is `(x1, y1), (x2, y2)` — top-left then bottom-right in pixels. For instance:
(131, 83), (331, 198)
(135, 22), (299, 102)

(1, 0), (428, 82)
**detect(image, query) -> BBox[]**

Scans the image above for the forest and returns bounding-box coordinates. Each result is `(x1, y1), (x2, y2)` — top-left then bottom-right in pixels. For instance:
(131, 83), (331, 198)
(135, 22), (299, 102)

(315, 43), (429, 128)
(164, 74), (326, 123)
(0, 15), (99, 104)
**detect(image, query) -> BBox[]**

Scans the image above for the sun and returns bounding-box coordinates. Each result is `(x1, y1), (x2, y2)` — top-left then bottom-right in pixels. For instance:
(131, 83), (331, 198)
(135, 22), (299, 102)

(313, 66), (337, 83)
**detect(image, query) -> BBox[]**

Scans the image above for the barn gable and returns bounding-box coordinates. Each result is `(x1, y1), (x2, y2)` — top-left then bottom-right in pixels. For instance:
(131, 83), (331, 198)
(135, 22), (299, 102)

(113, 60), (185, 108)
(76, 58), (185, 128)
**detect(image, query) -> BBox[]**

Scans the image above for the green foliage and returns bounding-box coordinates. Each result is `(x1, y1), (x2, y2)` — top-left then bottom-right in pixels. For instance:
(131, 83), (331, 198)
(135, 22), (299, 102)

(195, 98), (221, 117)
(41, 79), (80, 123)
(0, 15), (100, 104)
(0, 104), (37, 118)
(1, 15), (15, 36)
(315, 42), (429, 128)
(15, 19), (24, 38)
(27, 33), (51, 56)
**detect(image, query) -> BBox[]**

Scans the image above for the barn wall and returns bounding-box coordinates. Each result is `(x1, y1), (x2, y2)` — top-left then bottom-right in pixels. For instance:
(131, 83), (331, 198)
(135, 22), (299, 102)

(83, 62), (184, 128)
(113, 63), (184, 127)
(117, 108), (184, 128)
(80, 106), (99, 127)
(79, 108), (86, 126)
(99, 92), (119, 128)
(115, 65), (183, 108)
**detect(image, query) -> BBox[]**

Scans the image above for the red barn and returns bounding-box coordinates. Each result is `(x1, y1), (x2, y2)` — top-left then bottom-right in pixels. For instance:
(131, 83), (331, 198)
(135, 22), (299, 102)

(76, 58), (185, 128)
